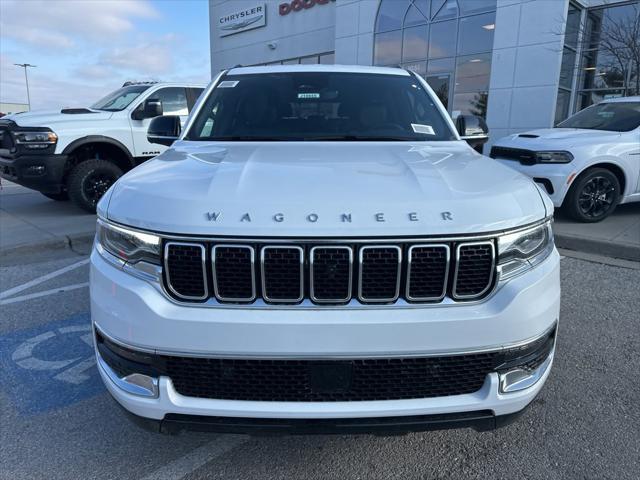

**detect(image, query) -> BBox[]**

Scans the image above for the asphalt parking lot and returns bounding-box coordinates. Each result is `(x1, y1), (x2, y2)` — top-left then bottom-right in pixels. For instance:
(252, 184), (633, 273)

(1, 249), (639, 480)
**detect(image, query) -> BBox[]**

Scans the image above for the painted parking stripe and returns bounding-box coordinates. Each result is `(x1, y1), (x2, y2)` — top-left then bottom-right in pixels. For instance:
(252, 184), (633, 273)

(0, 257), (89, 299)
(140, 436), (248, 480)
(0, 282), (89, 305)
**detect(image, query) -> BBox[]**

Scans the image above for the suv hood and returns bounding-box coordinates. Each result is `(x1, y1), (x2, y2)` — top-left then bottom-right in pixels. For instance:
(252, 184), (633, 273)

(106, 141), (547, 237)
(496, 128), (621, 149)
(7, 108), (113, 128)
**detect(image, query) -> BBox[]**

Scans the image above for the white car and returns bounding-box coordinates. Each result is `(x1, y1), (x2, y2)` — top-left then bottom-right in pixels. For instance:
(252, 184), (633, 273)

(0, 82), (205, 212)
(91, 65), (560, 435)
(490, 97), (640, 222)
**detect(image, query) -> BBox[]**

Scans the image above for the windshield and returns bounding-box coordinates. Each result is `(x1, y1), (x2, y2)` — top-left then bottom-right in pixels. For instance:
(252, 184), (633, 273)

(557, 101), (640, 132)
(186, 72), (456, 141)
(91, 85), (151, 111)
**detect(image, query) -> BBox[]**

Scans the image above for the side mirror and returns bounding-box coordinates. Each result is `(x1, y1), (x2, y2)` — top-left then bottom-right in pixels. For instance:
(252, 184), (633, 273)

(132, 98), (163, 120)
(456, 115), (489, 152)
(147, 115), (181, 146)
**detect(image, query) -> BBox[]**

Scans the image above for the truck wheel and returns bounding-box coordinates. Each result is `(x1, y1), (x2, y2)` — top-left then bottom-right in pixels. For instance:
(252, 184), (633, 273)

(563, 168), (620, 223)
(67, 159), (123, 213)
(42, 192), (69, 201)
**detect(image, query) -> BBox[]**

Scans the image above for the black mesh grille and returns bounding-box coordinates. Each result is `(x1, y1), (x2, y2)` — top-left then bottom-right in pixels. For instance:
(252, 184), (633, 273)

(407, 246), (448, 300)
(359, 247), (400, 301)
(311, 247), (352, 302)
(262, 247), (303, 302)
(454, 243), (494, 298)
(164, 353), (498, 402)
(489, 146), (537, 165)
(213, 246), (254, 301)
(166, 244), (206, 299)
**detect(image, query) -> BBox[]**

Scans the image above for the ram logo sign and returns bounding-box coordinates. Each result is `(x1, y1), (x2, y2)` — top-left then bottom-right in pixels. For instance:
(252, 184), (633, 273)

(218, 3), (266, 37)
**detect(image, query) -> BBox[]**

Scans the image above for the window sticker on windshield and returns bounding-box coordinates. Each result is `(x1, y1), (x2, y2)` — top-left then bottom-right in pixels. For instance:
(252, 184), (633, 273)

(298, 93), (320, 99)
(411, 124), (435, 135)
(218, 81), (239, 88)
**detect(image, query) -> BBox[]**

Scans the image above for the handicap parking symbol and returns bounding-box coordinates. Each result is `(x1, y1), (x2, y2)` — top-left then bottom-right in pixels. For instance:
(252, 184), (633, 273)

(0, 314), (105, 414)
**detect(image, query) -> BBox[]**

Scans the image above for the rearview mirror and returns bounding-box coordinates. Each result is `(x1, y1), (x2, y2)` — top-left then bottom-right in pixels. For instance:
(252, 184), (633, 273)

(456, 115), (489, 152)
(147, 115), (181, 146)
(132, 98), (163, 121)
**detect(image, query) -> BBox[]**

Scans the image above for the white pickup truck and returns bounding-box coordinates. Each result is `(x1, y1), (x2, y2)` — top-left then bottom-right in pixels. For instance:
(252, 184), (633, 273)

(91, 65), (560, 435)
(0, 82), (205, 212)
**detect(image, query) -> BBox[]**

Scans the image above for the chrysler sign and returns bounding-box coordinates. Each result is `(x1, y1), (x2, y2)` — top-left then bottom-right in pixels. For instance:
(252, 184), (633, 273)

(218, 3), (266, 37)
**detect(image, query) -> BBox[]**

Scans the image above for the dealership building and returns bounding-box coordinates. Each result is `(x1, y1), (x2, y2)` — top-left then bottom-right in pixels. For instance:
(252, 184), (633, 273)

(209, 0), (640, 145)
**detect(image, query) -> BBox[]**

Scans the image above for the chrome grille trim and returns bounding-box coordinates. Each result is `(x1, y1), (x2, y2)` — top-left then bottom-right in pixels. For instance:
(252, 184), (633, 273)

(309, 245), (354, 304)
(211, 244), (256, 303)
(164, 242), (208, 301)
(405, 244), (450, 302)
(260, 245), (304, 304)
(452, 241), (496, 300)
(358, 245), (402, 303)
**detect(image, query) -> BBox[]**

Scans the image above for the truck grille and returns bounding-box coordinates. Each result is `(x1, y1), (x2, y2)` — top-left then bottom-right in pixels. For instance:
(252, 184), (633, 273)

(163, 239), (496, 305)
(0, 125), (15, 151)
(489, 146), (537, 165)
(164, 353), (498, 402)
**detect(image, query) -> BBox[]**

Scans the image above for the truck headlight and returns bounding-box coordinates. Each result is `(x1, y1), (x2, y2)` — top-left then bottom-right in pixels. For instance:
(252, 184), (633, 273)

(14, 131), (58, 147)
(497, 219), (554, 279)
(535, 151), (573, 163)
(96, 219), (161, 265)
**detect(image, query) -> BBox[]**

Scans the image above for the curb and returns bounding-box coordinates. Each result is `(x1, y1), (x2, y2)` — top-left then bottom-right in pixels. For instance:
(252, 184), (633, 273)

(554, 233), (640, 263)
(0, 232), (95, 261)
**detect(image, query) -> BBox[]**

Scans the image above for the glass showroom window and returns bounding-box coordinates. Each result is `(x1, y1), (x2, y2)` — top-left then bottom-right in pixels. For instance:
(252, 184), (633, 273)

(374, 0), (496, 118)
(555, 3), (582, 124)
(574, 1), (640, 111)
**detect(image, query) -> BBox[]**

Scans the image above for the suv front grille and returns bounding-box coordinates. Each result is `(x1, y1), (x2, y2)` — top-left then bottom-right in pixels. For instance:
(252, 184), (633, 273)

(164, 353), (498, 402)
(163, 238), (497, 305)
(489, 146), (537, 165)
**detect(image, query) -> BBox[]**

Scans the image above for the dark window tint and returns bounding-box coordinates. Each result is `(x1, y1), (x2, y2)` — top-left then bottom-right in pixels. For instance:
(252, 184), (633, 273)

(186, 88), (205, 111)
(558, 101), (640, 132)
(187, 72), (456, 142)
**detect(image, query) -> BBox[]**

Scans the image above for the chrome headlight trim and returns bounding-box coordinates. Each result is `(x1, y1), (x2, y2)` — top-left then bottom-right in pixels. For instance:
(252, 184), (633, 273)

(497, 218), (554, 280)
(96, 218), (161, 265)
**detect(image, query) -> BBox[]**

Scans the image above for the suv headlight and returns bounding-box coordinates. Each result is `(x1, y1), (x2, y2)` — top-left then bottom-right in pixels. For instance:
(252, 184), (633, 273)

(535, 151), (573, 163)
(497, 219), (554, 279)
(14, 131), (58, 148)
(96, 219), (161, 265)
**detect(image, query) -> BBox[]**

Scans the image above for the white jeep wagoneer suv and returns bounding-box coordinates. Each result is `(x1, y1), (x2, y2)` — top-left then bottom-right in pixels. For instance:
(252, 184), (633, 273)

(91, 65), (560, 435)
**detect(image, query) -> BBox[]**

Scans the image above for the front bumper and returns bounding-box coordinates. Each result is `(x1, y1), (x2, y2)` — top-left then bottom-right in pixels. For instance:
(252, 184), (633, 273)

(494, 159), (574, 208)
(0, 152), (68, 193)
(91, 246), (560, 432)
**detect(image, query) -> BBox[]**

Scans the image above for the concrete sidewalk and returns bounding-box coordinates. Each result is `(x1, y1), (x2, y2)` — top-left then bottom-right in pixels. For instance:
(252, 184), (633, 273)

(1, 180), (639, 261)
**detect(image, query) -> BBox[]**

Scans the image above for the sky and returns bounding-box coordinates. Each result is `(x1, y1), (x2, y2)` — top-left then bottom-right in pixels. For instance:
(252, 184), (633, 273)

(0, 0), (211, 110)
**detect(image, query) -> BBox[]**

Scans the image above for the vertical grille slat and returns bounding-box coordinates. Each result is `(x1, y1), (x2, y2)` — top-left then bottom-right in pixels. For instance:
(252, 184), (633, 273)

(310, 246), (353, 303)
(358, 246), (401, 303)
(453, 242), (495, 299)
(165, 242), (207, 300)
(261, 246), (304, 303)
(212, 245), (255, 302)
(406, 244), (450, 301)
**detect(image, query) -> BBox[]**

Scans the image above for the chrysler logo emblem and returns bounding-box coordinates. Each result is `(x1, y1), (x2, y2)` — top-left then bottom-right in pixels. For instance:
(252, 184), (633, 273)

(220, 15), (263, 31)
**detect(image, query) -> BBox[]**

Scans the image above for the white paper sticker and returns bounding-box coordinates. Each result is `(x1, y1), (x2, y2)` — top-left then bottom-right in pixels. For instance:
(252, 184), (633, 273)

(411, 124), (435, 135)
(218, 81), (239, 88)
(298, 93), (320, 99)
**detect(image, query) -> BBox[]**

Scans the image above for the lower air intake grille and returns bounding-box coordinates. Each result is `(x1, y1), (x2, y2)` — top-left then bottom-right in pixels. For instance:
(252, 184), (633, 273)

(453, 242), (495, 299)
(261, 246), (303, 303)
(165, 243), (207, 300)
(164, 353), (499, 402)
(359, 246), (401, 302)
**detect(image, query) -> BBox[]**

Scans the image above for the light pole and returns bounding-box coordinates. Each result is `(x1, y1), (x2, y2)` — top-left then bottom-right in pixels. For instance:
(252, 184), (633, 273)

(14, 63), (36, 111)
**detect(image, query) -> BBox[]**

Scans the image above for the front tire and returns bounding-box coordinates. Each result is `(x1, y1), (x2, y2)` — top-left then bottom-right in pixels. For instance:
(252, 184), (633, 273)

(563, 168), (620, 222)
(42, 191), (69, 201)
(67, 159), (123, 213)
